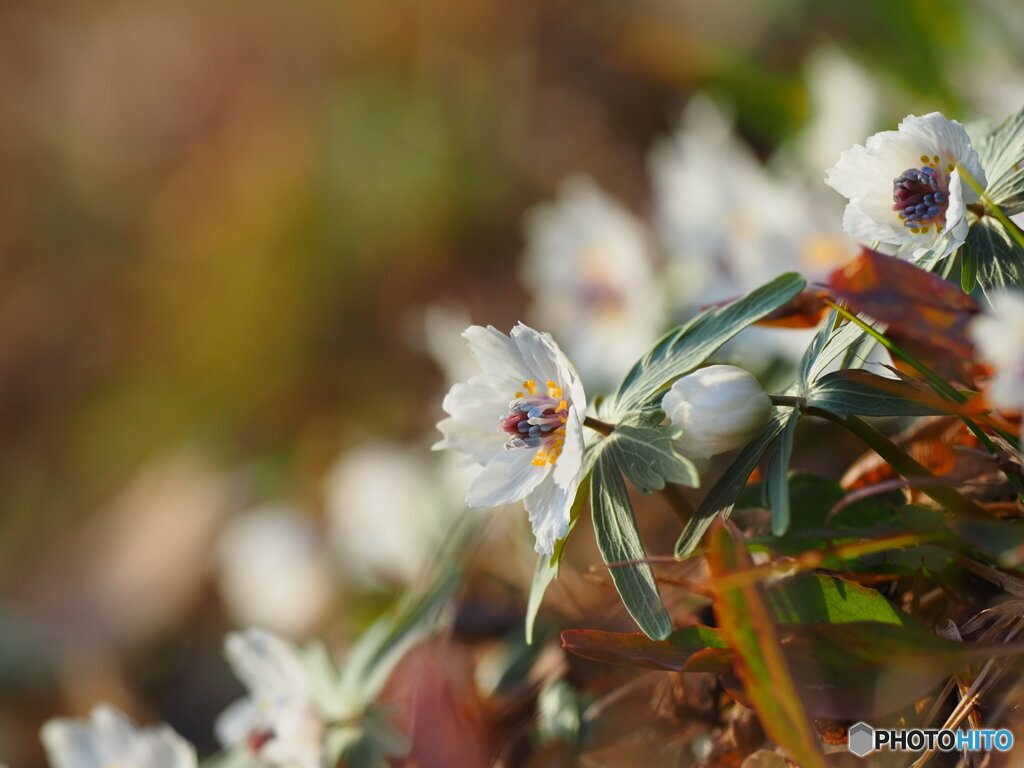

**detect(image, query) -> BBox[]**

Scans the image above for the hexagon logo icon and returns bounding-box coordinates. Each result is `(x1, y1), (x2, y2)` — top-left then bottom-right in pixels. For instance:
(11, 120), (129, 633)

(848, 722), (875, 757)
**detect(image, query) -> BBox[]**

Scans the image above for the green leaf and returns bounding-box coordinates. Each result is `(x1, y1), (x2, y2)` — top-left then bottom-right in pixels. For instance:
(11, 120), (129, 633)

(948, 516), (1024, 569)
(764, 409), (798, 536)
(525, 474), (590, 644)
(611, 273), (806, 414)
(804, 314), (879, 385)
(806, 370), (955, 418)
(339, 562), (460, 704)
(601, 421), (699, 495)
(970, 215), (1024, 297)
(961, 241), (978, 292)
(780, 621), (1024, 719)
(978, 105), (1024, 215)
(708, 523), (829, 768)
(675, 408), (790, 557)
(590, 447), (672, 640)
(561, 625), (728, 672)
(797, 309), (837, 387)
(767, 573), (914, 626)
(325, 708), (410, 768)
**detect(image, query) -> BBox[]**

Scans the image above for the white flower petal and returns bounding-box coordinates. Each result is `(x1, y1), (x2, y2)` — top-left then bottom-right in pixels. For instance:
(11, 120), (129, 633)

(969, 290), (1024, 412)
(524, 476), (573, 555)
(897, 113), (986, 194)
(223, 629), (311, 705)
(434, 374), (511, 463)
(41, 705), (196, 768)
(466, 449), (546, 508)
(841, 200), (908, 245)
(214, 699), (258, 750)
(462, 325), (529, 381)
(510, 324), (561, 387)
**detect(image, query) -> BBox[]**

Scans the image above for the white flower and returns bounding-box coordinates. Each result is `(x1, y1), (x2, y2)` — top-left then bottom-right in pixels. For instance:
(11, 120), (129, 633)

(662, 365), (771, 458)
(434, 323), (586, 554)
(969, 290), (1024, 412)
(41, 704), (195, 768)
(797, 46), (881, 180)
(522, 176), (664, 387)
(650, 97), (857, 367)
(217, 506), (333, 638)
(825, 112), (986, 262)
(324, 444), (461, 587)
(216, 629), (325, 768)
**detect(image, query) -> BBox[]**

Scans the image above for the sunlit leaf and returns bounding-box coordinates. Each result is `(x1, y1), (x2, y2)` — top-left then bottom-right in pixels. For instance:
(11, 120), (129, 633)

(977, 104), (1024, 216)
(611, 273), (806, 414)
(591, 448), (672, 640)
(767, 573), (914, 626)
(806, 370), (958, 418)
(601, 414), (699, 494)
(969, 215), (1024, 298)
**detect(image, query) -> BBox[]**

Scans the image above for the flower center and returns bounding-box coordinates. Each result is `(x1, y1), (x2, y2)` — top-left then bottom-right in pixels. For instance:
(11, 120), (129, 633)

(500, 379), (568, 466)
(892, 155), (955, 234)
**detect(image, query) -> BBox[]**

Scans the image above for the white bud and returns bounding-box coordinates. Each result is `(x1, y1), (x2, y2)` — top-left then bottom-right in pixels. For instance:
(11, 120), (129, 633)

(663, 365), (771, 458)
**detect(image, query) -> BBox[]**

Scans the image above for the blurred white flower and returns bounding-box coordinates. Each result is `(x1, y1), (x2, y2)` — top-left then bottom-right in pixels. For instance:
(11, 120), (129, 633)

(41, 704), (195, 768)
(420, 304), (480, 386)
(969, 290), (1024, 411)
(662, 365), (772, 458)
(650, 97), (855, 365)
(434, 323), (586, 554)
(217, 506), (334, 638)
(798, 47), (881, 179)
(653, 97), (855, 296)
(325, 444), (460, 587)
(521, 176), (664, 388)
(216, 629), (324, 768)
(825, 112), (986, 262)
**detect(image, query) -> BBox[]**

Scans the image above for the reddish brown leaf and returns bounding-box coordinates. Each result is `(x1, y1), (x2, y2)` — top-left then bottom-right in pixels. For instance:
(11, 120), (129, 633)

(753, 289), (832, 328)
(708, 521), (829, 768)
(828, 247), (978, 357)
(561, 625), (730, 673)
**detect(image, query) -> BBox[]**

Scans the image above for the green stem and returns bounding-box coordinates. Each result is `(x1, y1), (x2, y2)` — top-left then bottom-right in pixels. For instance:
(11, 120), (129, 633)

(826, 301), (1023, 458)
(770, 394), (805, 408)
(660, 483), (696, 527)
(825, 301), (957, 401)
(805, 406), (988, 518)
(583, 415), (615, 436)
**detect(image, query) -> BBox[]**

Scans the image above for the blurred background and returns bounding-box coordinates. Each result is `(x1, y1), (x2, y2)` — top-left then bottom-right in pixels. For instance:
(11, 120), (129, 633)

(2, 0), (1024, 765)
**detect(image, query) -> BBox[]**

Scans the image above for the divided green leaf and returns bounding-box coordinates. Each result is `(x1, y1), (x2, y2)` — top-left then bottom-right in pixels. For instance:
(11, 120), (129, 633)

(611, 273), (806, 415)
(675, 408), (790, 557)
(590, 448), (672, 640)
(806, 369), (955, 418)
(978, 105), (1024, 215)
(970, 215), (1024, 297)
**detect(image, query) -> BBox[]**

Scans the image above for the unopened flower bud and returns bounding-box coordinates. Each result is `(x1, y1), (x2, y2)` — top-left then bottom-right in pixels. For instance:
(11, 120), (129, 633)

(663, 365), (771, 458)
